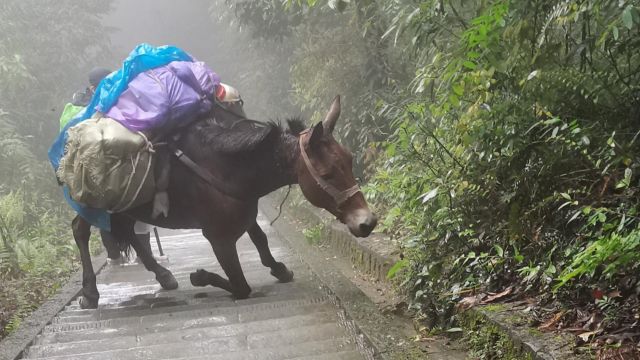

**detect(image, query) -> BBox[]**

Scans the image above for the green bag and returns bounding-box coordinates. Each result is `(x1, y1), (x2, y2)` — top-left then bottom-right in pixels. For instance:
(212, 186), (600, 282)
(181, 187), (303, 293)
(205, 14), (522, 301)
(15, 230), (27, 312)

(58, 103), (85, 130)
(57, 117), (156, 212)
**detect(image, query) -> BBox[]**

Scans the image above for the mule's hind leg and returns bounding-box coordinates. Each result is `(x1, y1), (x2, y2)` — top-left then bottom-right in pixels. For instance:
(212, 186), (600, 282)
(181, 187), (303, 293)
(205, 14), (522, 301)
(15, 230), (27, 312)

(72, 215), (99, 309)
(195, 228), (251, 299)
(131, 235), (179, 290)
(247, 221), (294, 283)
(110, 215), (178, 290)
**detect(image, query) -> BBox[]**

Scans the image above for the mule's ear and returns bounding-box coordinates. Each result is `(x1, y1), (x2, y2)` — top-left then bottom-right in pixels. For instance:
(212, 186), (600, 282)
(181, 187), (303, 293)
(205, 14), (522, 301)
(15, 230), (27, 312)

(309, 122), (324, 148)
(322, 95), (341, 134)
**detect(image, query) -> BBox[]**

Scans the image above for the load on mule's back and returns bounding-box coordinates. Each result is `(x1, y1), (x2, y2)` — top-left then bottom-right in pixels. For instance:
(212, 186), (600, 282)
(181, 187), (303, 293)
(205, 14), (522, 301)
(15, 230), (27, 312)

(50, 44), (240, 218)
(58, 115), (157, 212)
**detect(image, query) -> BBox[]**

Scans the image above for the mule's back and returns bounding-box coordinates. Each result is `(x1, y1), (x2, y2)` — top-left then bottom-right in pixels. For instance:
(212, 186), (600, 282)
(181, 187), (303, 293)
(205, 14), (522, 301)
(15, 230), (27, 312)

(190, 118), (277, 154)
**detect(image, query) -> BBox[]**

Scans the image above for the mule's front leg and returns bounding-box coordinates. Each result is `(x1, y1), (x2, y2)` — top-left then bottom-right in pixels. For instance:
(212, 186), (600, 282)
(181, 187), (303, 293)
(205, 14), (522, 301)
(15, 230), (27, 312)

(130, 235), (178, 290)
(202, 228), (251, 299)
(72, 215), (99, 309)
(247, 221), (294, 283)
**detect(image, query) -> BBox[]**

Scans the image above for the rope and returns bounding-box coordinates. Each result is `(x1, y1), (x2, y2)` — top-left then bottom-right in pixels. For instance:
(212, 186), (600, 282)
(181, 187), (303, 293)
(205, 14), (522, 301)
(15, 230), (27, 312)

(113, 131), (155, 212)
(270, 185), (292, 226)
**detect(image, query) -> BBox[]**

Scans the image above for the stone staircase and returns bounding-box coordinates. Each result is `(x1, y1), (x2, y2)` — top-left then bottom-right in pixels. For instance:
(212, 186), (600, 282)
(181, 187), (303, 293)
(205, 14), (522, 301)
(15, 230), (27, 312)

(19, 214), (367, 360)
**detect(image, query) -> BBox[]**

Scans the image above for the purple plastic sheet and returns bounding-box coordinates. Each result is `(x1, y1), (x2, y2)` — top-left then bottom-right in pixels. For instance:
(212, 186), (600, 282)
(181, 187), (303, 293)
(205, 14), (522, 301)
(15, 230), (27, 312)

(105, 61), (220, 132)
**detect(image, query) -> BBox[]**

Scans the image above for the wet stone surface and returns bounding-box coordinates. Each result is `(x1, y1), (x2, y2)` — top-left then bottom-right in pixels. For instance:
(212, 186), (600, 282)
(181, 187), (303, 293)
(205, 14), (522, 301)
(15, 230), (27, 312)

(19, 213), (368, 360)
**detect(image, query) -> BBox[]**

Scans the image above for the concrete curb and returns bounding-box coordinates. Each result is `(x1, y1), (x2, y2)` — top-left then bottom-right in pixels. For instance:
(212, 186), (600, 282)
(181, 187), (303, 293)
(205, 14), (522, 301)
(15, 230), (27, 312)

(281, 199), (399, 283)
(0, 252), (108, 360)
(459, 303), (589, 360)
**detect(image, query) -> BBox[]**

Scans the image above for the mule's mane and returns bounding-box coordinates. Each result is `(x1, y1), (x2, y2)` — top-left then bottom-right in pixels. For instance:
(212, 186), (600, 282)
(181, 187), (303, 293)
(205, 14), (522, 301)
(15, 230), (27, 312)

(194, 117), (306, 154)
(286, 118), (307, 136)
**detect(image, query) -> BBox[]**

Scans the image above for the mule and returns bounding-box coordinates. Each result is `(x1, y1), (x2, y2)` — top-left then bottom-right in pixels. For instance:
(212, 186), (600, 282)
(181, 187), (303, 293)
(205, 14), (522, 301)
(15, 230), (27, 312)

(71, 96), (377, 309)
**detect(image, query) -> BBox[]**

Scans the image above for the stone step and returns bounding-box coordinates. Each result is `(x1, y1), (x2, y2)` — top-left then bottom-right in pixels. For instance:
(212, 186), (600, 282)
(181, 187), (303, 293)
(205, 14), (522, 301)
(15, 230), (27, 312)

(52, 293), (327, 324)
(291, 352), (364, 360)
(25, 324), (357, 360)
(15, 212), (370, 360)
(40, 300), (334, 339)
(57, 281), (318, 318)
(35, 308), (337, 345)
(28, 312), (341, 358)
(177, 349), (364, 360)
(28, 339), (360, 360)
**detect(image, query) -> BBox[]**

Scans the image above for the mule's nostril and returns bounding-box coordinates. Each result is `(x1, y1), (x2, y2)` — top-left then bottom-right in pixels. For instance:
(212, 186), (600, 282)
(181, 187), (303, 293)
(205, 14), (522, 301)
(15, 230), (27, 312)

(359, 222), (373, 234)
(349, 211), (378, 237)
(359, 215), (377, 235)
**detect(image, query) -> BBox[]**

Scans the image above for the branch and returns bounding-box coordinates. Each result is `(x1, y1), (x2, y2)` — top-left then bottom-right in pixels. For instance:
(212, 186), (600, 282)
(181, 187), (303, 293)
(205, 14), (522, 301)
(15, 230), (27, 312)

(447, 0), (468, 30)
(607, 47), (633, 90)
(416, 119), (465, 169)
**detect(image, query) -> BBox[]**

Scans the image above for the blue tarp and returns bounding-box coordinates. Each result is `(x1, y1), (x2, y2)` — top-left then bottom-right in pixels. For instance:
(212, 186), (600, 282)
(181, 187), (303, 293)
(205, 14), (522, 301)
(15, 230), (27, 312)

(48, 44), (194, 230)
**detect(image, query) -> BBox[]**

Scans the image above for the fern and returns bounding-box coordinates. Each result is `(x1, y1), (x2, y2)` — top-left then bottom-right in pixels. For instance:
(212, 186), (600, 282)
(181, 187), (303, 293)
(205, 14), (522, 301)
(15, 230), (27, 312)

(536, 1), (571, 48)
(556, 230), (640, 289)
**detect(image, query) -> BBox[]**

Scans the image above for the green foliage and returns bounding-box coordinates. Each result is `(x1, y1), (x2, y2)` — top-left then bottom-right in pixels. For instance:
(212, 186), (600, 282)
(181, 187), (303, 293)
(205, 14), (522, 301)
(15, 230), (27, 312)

(386, 258), (408, 279)
(557, 230), (640, 289)
(367, 0), (640, 325)
(0, 0), (113, 159)
(461, 309), (535, 360)
(0, 191), (78, 339)
(0, 0), (113, 339)
(466, 325), (532, 360)
(303, 224), (324, 245)
(225, 0), (640, 330)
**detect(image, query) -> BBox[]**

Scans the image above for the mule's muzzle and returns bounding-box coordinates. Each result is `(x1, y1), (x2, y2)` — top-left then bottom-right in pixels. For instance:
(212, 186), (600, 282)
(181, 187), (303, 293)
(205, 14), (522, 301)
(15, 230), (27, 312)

(359, 215), (377, 236)
(345, 209), (377, 238)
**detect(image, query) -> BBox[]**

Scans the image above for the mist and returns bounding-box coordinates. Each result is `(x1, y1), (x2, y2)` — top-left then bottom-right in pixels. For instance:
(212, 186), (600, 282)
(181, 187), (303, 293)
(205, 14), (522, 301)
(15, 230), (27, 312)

(103, 0), (294, 119)
(4, 1), (640, 353)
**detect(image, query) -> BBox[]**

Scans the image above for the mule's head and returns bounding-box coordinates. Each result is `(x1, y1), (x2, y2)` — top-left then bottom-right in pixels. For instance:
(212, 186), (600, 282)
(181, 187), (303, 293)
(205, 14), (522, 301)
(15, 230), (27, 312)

(296, 96), (377, 237)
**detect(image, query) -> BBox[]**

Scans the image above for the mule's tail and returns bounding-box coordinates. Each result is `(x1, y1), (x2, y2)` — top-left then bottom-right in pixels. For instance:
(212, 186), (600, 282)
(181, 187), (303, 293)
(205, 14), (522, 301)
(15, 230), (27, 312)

(99, 229), (133, 259)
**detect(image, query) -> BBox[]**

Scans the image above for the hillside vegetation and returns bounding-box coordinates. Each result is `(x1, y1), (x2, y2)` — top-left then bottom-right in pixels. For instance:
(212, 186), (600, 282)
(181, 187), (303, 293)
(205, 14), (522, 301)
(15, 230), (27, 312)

(220, 0), (640, 351)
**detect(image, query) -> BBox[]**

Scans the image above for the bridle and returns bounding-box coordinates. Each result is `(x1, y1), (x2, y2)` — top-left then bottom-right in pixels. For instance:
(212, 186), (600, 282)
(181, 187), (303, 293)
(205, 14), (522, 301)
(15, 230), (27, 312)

(298, 129), (361, 210)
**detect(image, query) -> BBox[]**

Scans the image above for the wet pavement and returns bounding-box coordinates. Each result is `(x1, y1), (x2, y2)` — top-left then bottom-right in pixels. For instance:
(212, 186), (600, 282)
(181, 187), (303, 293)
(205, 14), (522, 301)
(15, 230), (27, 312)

(19, 213), (368, 360)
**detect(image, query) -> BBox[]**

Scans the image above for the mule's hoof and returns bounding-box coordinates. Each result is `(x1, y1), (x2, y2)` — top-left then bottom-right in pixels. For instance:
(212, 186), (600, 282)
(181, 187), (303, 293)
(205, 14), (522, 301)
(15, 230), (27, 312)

(79, 295), (98, 309)
(270, 262), (294, 283)
(190, 269), (211, 287)
(233, 287), (251, 300)
(156, 271), (178, 290)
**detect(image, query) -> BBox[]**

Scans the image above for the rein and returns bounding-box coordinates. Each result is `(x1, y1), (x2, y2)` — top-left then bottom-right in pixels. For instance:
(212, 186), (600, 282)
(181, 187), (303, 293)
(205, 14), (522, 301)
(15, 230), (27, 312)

(298, 130), (361, 209)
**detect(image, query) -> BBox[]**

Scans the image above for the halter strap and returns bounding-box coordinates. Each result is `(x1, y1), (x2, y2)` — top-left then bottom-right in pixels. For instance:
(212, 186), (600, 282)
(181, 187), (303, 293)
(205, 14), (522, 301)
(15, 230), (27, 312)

(298, 130), (361, 207)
